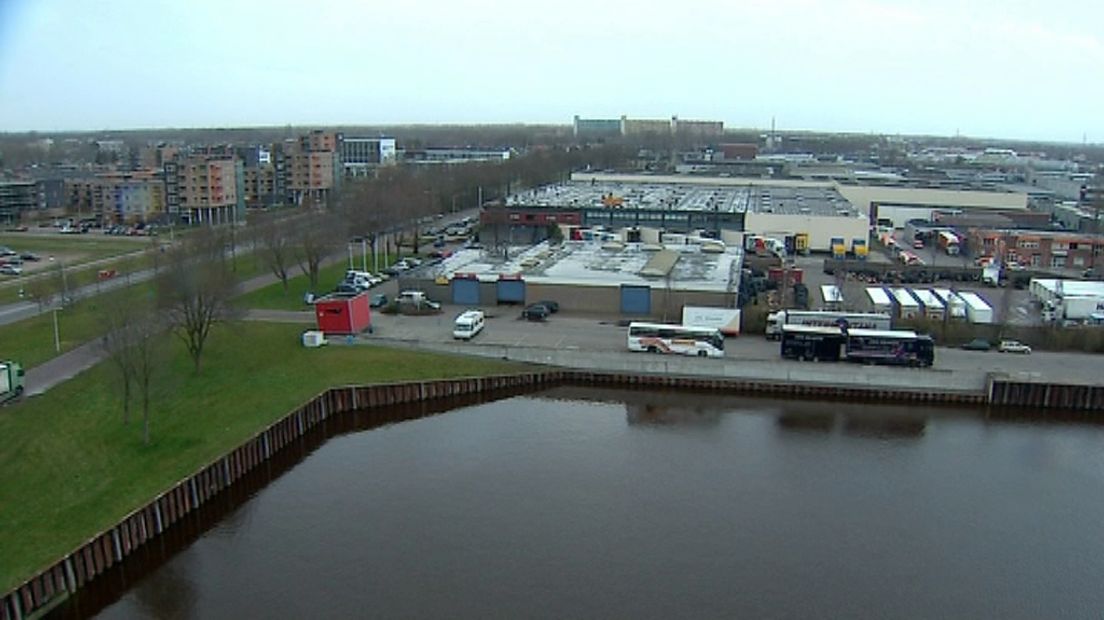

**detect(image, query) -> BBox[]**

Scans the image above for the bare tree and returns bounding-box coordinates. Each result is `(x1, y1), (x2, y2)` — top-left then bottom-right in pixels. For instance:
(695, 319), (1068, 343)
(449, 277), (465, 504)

(132, 311), (164, 445)
(25, 262), (64, 312)
(156, 229), (240, 373)
(294, 205), (343, 291)
(100, 295), (140, 425)
(252, 211), (295, 293)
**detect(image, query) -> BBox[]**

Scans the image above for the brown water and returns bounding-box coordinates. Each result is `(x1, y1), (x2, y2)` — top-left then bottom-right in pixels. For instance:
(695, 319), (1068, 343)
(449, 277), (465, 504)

(54, 388), (1104, 619)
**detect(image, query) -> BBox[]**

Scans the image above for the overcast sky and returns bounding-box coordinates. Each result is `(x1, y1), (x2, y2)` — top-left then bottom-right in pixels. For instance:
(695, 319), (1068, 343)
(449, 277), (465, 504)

(1, 0), (1101, 142)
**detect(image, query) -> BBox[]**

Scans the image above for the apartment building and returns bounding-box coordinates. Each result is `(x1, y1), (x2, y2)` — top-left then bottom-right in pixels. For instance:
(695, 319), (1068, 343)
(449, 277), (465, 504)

(0, 180), (44, 224)
(285, 131), (342, 206)
(65, 171), (166, 224)
(164, 155), (245, 225)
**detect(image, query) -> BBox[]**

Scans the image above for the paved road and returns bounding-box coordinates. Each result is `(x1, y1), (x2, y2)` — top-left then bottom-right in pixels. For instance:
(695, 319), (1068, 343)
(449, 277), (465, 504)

(246, 300), (1104, 387)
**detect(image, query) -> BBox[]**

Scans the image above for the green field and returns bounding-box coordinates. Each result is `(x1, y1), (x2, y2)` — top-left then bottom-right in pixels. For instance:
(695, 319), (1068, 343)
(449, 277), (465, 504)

(0, 233), (149, 260)
(0, 321), (526, 592)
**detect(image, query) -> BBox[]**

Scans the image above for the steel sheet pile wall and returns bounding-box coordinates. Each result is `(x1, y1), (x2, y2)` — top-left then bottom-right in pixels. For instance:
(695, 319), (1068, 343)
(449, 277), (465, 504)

(989, 380), (1104, 411)
(1, 372), (563, 620)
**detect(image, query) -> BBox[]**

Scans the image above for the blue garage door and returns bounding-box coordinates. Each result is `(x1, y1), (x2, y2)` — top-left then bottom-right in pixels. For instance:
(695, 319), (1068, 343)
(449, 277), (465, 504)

(620, 285), (651, 315)
(496, 279), (526, 304)
(451, 278), (481, 305)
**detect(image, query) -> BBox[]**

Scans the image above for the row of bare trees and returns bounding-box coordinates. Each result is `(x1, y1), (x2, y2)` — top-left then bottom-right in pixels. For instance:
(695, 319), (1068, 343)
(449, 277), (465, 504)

(102, 228), (240, 444)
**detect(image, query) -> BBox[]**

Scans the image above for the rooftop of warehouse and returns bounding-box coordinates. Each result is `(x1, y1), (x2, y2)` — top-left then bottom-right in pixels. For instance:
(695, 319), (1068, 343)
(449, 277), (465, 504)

(423, 240), (743, 292)
(505, 181), (857, 216)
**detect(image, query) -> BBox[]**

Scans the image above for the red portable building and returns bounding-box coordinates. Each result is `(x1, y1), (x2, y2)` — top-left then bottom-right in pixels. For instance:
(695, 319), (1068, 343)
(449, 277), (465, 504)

(314, 292), (372, 335)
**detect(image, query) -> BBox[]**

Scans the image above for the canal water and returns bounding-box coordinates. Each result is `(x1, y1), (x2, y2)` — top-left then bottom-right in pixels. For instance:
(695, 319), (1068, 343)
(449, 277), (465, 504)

(56, 387), (1104, 619)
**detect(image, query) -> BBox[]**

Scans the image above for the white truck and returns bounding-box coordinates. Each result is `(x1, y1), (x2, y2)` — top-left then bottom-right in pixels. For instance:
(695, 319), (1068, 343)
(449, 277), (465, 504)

(956, 291), (994, 324)
(765, 310), (892, 340)
(1, 361), (25, 405)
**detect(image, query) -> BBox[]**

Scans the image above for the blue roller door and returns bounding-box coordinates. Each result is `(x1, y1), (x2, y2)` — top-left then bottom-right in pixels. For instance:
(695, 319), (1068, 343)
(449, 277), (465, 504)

(496, 279), (526, 304)
(451, 278), (480, 305)
(620, 285), (651, 315)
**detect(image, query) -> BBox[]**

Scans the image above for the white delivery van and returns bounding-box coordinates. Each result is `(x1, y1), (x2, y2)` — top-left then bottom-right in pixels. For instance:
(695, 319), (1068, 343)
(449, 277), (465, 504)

(453, 310), (485, 340)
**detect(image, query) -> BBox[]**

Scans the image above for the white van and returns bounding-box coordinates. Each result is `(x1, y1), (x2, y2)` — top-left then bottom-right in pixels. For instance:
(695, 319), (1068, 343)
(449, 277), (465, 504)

(453, 310), (485, 340)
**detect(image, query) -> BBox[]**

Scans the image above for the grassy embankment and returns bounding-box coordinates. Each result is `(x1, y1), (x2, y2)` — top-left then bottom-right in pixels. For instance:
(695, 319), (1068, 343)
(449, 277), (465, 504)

(0, 321), (527, 592)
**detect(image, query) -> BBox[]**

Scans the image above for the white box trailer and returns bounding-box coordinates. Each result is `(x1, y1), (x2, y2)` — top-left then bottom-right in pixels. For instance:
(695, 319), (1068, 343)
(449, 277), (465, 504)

(683, 306), (742, 336)
(956, 291), (994, 324)
(911, 289), (945, 321)
(932, 289), (967, 320)
(891, 288), (922, 320)
(865, 287), (893, 314)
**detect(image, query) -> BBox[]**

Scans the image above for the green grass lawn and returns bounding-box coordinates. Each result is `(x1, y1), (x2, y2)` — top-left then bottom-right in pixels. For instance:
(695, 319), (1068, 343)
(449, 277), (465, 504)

(238, 253), (400, 311)
(0, 234), (148, 259)
(0, 321), (527, 592)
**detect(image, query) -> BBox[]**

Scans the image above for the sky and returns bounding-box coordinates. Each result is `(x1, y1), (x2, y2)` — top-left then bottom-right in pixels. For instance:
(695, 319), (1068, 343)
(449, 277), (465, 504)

(0, 0), (1102, 142)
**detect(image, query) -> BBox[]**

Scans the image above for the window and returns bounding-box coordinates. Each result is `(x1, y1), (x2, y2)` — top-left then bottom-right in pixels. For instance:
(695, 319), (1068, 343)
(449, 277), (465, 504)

(1018, 239), (1039, 249)
(1005, 251), (1018, 264)
(1073, 256), (1085, 267)
(1030, 255), (1041, 267)
(1051, 255), (1066, 268)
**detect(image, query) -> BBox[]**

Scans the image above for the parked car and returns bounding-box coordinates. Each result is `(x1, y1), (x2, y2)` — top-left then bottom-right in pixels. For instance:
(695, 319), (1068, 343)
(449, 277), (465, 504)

(334, 283), (360, 295)
(960, 338), (991, 351)
(370, 293), (388, 308)
(998, 340), (1032, 354)
(0, 265), (23, 276)
(19, 252), (40, 262)
(521, 303), (550, 321)
(537, 300), (560, 313)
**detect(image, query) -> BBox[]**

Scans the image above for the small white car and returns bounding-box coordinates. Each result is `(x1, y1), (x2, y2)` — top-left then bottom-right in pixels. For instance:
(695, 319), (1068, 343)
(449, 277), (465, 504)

(998, 340), (1032, 354)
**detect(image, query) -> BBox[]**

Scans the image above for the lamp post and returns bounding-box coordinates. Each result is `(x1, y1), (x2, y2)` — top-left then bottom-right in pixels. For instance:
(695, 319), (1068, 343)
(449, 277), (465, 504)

(52, 307), (60, 353)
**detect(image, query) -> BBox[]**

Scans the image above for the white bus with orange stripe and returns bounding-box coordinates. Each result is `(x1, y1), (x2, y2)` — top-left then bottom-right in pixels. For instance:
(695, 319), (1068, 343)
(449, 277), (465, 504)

(627, 322), (725, 358)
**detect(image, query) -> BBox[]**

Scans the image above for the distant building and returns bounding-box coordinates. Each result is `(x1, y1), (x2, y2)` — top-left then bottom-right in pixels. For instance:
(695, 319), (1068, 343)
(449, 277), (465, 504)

(573, 115), (724, 139)
(719, 143), (759, 161)
(164, 154), (244, 225)
(405, 147), (511, 164)
(341, 136), (397, 177)
(65, 171), (166, 224)
(284, 131), (342, 206)
(573, 116), (622, 139)
(967, 228), (1104, 270)
(0, 180), (44, 225)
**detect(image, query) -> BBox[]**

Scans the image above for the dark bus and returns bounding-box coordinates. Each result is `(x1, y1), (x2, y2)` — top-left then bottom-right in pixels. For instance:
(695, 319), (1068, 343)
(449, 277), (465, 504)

(780, 325), (845, 362)
(844, 328), (935, 367)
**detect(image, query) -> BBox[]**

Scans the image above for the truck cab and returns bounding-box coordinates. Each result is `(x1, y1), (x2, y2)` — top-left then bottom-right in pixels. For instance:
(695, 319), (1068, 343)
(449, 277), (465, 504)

(1, 361), (25, 405)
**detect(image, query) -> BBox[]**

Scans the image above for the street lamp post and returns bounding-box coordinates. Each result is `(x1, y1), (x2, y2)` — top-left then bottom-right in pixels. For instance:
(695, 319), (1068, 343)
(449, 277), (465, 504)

(52, 307), (60, 353)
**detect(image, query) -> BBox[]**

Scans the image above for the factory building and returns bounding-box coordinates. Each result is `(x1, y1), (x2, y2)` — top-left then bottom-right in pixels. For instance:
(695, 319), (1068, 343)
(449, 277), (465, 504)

(496, 180), (863, 252)
(411, 240), (742, 317)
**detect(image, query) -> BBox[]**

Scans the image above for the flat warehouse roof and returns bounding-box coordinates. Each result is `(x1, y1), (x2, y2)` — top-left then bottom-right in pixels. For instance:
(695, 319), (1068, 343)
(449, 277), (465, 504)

(427, 241), (742, 293)
(506, 181), (860, 217)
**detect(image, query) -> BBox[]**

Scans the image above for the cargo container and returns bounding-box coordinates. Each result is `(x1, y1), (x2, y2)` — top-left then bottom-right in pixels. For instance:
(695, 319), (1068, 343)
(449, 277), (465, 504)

(891, 288), (922, 320)
(314, 291), (372, 335)
(956, 291), (994, 324)
(865, 287), (893, 314)
(911, 289), (945, 321)
(932, 289), (968, 320)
